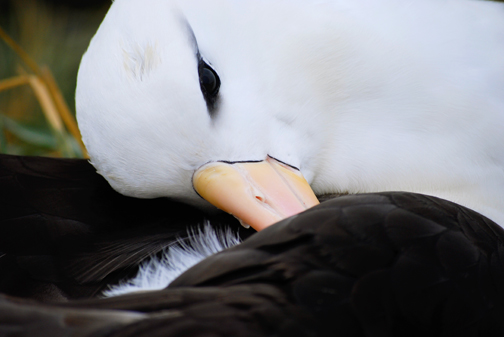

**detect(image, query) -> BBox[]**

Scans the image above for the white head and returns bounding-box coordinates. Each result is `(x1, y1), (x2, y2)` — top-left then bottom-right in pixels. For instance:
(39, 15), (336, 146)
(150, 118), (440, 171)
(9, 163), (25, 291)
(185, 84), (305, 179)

(77, 0), (326, 211)
(77, 0), (504, 226)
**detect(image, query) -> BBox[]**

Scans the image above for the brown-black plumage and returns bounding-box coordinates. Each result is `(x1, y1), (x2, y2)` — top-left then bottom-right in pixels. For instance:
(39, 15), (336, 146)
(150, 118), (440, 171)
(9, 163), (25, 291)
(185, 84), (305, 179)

(0, 153), (250, 300)
(1, 181), (504, 336)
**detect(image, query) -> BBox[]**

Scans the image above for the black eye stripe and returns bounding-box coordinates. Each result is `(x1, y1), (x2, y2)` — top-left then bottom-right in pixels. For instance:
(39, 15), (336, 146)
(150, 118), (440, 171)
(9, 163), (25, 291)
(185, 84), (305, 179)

(198, 59), (220, 115)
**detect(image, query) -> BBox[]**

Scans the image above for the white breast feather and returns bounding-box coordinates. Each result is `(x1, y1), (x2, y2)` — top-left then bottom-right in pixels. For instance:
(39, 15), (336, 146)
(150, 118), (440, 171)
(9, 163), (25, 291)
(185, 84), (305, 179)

(102, 223), (241, 297)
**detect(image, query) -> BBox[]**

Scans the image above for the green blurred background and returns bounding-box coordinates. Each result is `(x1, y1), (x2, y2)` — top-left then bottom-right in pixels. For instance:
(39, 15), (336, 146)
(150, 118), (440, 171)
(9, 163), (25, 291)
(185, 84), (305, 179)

(0, 0), (110, 158)
(1, 0), (503, 158)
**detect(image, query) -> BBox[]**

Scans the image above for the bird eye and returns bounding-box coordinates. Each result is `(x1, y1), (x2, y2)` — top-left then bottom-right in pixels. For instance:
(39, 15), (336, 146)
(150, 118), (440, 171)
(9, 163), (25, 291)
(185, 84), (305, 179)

(198, 60), (220, 112)
(200, 67), (218, 95)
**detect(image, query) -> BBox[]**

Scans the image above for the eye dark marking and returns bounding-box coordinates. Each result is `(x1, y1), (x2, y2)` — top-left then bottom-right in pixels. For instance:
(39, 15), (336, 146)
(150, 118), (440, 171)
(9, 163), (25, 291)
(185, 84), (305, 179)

(201, 67), (219, 96)
(198, 58), (220, 114)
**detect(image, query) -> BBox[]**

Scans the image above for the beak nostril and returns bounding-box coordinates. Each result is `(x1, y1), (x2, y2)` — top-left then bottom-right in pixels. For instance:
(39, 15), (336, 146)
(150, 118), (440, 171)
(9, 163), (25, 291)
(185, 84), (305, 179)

(255, 195), (264, 202)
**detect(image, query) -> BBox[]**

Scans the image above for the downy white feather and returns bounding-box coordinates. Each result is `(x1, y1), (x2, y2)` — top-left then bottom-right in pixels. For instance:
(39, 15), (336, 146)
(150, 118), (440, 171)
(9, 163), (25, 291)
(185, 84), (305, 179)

(103, 223), (241, 297)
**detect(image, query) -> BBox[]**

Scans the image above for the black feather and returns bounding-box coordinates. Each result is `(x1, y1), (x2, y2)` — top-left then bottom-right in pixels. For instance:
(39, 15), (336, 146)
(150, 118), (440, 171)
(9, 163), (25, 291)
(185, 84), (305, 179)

(1, 154), (504, 336)
(0, 154), (253, 300)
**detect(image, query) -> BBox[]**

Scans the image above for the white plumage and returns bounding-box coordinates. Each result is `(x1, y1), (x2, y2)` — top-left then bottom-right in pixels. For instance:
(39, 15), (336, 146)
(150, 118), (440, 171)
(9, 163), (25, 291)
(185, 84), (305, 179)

(76, 0), (504, 225)
(103, 224), (241, 297)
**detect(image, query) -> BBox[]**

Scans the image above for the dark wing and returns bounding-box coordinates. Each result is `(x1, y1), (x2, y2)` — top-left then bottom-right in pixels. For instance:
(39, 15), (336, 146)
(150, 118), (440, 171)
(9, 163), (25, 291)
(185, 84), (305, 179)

(170, 192), (504, 336)
(2, 192), (503, 336)
(0, 285), (317, 337)
(0, 154), (249, 300)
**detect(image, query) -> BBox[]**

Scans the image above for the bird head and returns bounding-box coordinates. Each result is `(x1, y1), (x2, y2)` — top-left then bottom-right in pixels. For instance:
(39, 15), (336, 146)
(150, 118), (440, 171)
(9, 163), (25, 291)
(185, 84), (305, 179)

(76, 0), (324, 230)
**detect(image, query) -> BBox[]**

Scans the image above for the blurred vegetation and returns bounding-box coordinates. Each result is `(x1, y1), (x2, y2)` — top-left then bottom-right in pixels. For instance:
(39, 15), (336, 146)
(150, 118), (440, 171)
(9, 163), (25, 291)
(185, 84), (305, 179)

(0, 0), (109, 157)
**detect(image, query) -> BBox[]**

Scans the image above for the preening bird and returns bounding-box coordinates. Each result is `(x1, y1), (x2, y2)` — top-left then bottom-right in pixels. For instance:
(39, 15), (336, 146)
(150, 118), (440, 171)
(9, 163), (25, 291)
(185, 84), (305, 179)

(76, 0), (504, 231)
(0, 0), (504, 335)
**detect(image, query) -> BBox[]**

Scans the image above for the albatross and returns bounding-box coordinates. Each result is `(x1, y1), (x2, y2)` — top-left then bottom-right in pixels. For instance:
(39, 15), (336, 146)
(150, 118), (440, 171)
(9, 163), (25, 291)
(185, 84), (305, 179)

(76, 0), (504, 231)
(1, 0), (504, 334)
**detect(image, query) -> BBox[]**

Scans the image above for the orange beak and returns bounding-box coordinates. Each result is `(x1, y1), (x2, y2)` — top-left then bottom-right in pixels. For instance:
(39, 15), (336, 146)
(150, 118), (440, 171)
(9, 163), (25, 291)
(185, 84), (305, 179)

(192, 156), (319, 231)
